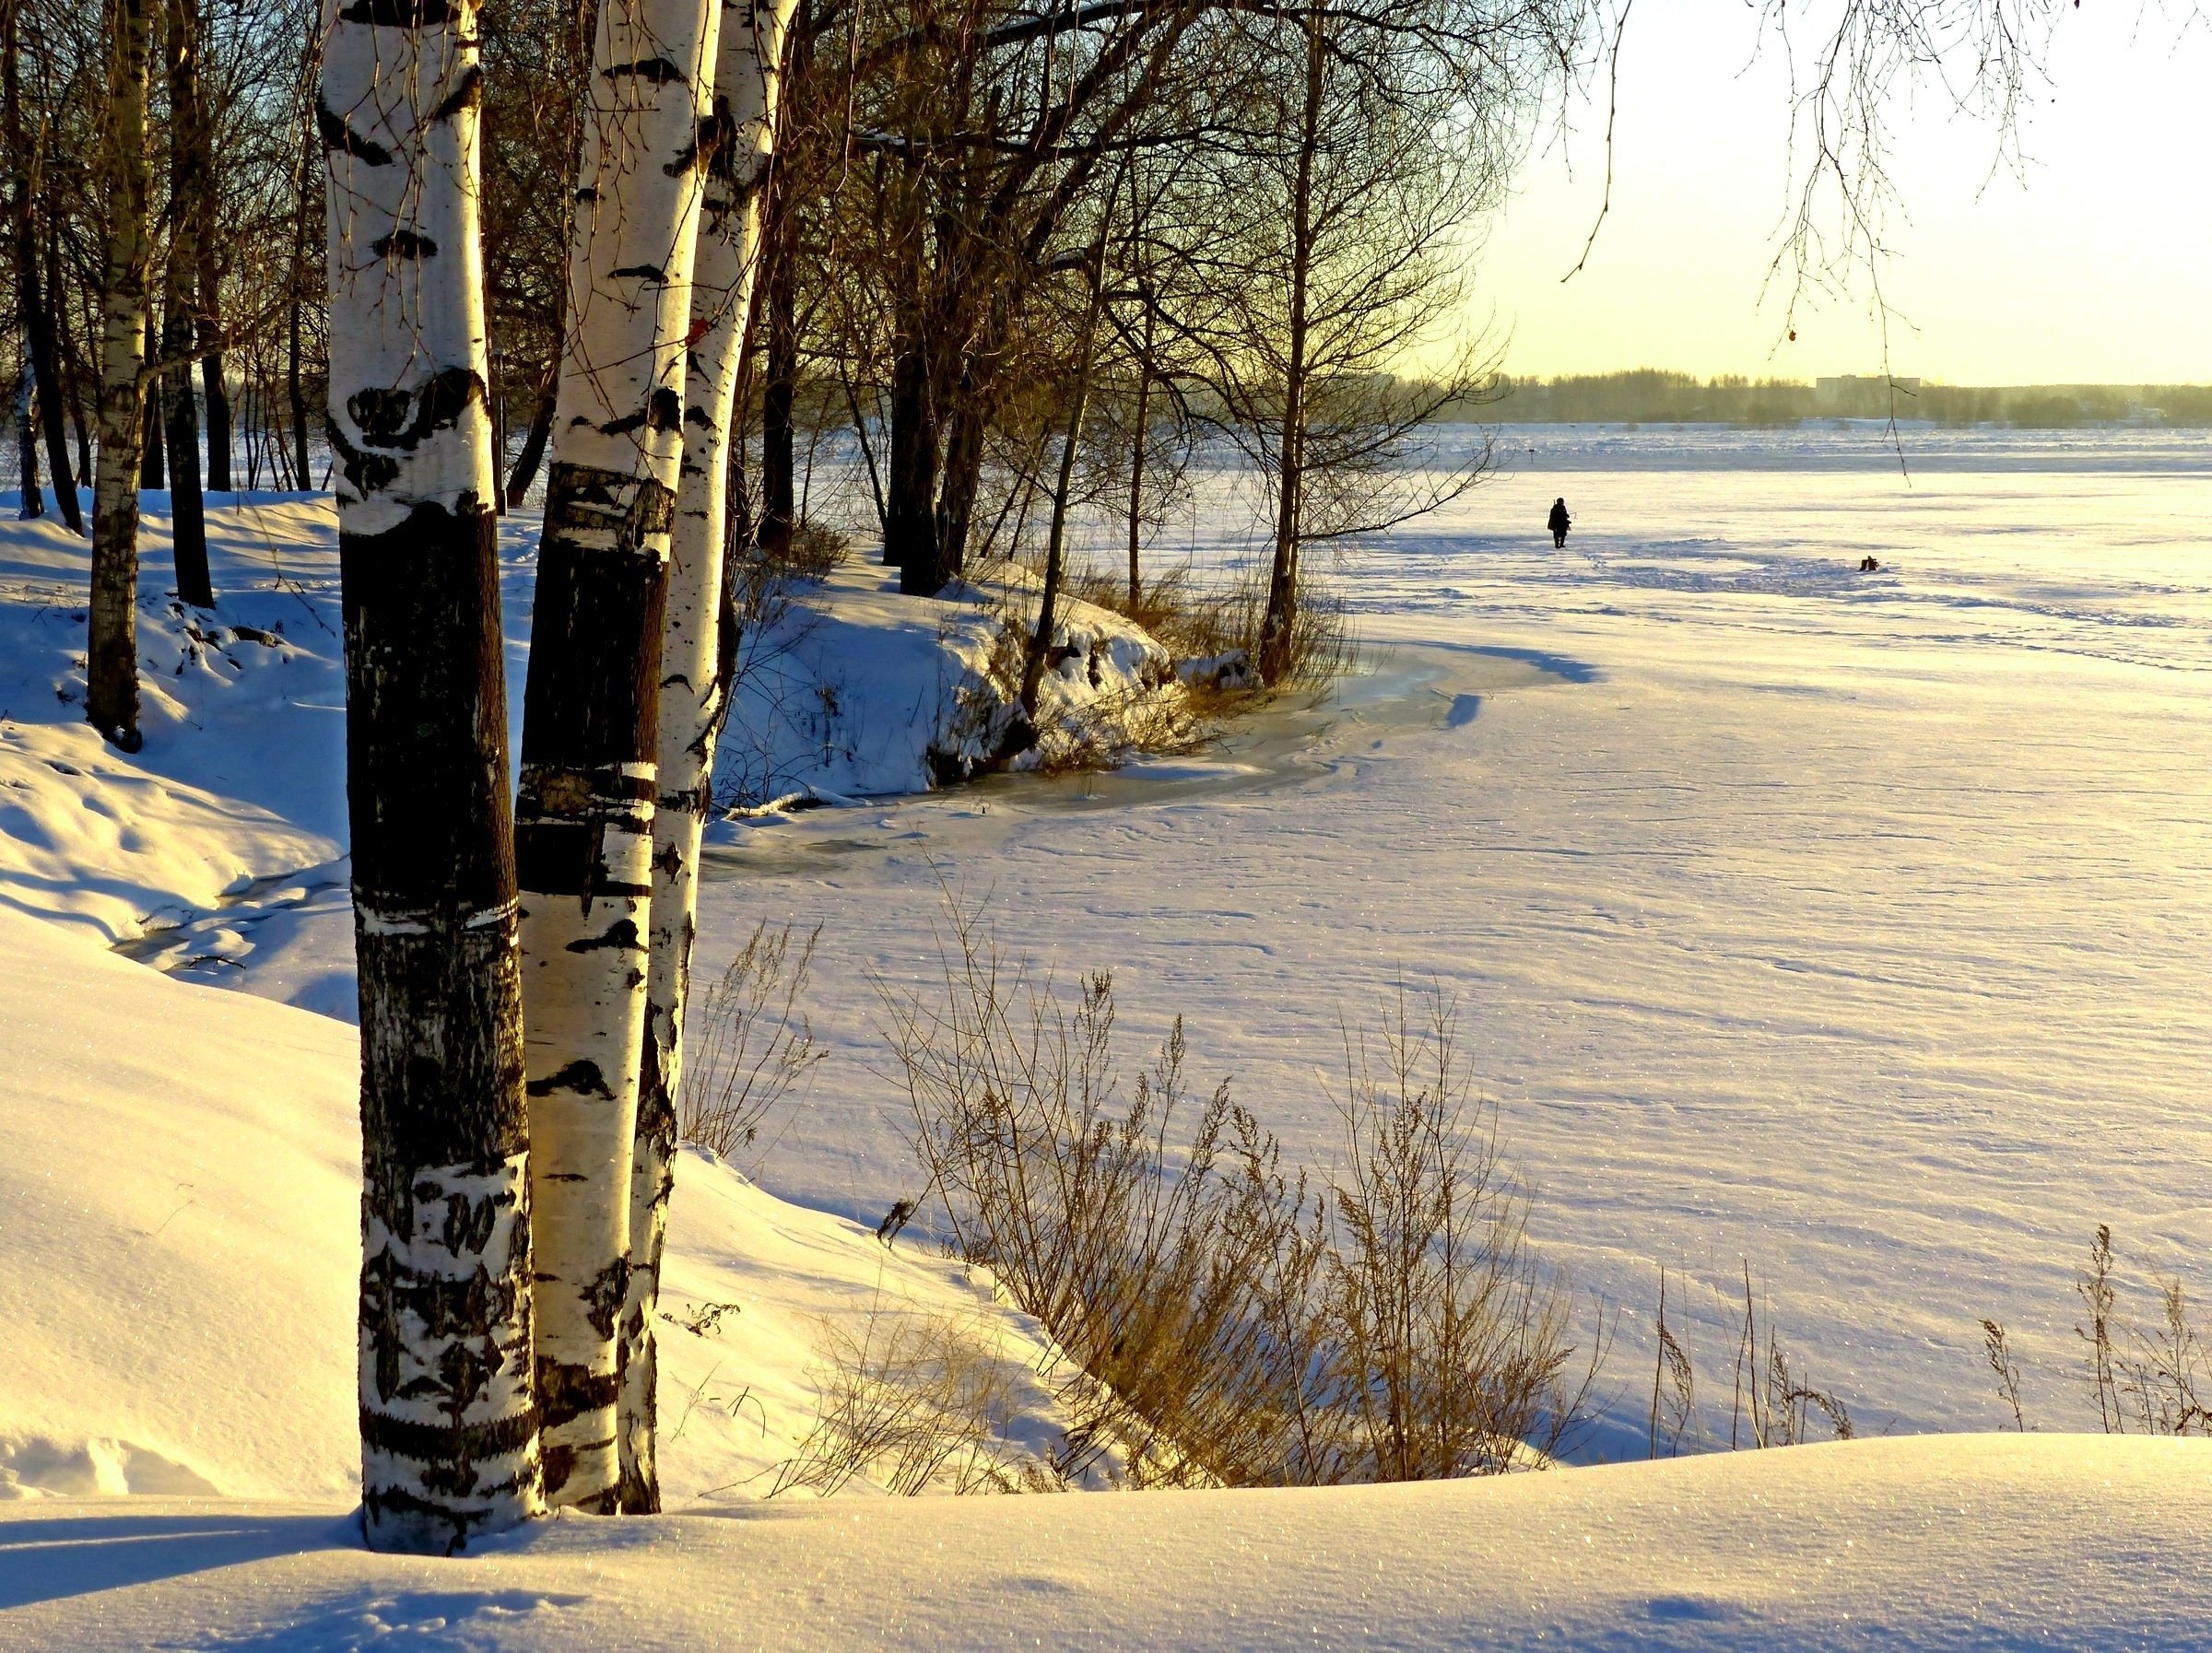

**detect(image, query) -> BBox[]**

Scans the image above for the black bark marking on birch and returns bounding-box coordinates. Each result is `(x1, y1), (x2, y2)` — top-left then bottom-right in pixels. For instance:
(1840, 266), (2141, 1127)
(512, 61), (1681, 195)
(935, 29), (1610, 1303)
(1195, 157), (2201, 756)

(336, 0), (461, 24)
(563, 917), (644, 954)
(602, 56), (687, 84)
(696, 98), (739, 183)
(525, 1058), (615, 1099)
(425, 64), (483, 123)
(584, 1258), (629, 1339)
(609, 263), (668, 284)
(316, 97), (394, 164)
(335, 369), (484, 496)
(371, 229), (441, 260)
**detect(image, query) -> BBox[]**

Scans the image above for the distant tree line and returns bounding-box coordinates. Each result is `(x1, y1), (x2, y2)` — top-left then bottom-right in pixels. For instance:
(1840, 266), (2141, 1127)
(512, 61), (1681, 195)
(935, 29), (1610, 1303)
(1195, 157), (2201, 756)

(1472, 369), (2212, 428)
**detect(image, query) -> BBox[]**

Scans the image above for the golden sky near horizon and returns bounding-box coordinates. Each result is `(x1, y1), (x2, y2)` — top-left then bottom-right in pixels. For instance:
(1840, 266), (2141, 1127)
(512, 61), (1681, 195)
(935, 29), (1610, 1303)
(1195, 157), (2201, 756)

(1467, 0), (2212, 384)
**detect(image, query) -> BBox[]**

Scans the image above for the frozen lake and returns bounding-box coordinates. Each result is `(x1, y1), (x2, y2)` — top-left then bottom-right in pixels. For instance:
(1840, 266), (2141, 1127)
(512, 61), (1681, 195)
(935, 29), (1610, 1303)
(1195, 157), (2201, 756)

(700, 428), (2212, 1443)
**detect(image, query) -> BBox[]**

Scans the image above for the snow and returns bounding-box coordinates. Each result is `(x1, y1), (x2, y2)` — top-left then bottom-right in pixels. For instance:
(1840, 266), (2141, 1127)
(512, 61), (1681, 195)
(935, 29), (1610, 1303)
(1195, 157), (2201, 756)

(4, 1435), (2209, 1647)
(1, 427), (2208, 1644)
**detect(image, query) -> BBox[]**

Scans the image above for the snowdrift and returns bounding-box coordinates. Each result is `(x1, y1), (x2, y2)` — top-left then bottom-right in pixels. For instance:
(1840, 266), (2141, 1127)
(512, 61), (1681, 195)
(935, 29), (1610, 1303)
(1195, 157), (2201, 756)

(0, 905), (1071, 1510)
(3, 1434), (2208, 1647)
(715, 557), (1186, 804)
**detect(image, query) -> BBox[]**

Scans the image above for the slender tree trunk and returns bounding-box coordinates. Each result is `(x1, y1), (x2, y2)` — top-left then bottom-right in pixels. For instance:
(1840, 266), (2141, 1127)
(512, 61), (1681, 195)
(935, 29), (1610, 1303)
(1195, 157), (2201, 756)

(515, 0), (718, 1514)
(321, 0), (543, 1554)
(288, 91), (313, 494)
(1019, 281), (1102, 718)
(5, 0), (79, 532)
(503, 351), (557, 506)
(933, 381), (985, 581)
(56, 224), (91, 491)
(617, 0), (795, 1516)
(161, 0), (211, 605)
(754, 0), (806, 563)
(1126, 312), (1152, 609)
(88, 0), (155, 752)
(1256, 3), (1324, 688)
(14, 353), (38, 517)
(139, 358), (164, 489)
(199, 255), (230, 493)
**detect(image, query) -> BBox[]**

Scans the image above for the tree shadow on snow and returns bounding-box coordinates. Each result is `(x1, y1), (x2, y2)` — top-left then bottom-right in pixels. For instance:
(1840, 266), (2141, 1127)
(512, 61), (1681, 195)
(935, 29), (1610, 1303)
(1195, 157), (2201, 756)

(0, 1509), (354, 1610)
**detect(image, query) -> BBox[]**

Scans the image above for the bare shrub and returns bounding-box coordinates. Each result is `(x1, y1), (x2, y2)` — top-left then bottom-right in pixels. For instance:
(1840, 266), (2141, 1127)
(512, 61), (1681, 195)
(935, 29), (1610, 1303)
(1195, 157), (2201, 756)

(770, 1300), (1040, 1497)
(1728, 1262), (1853, 1448)
(1066, 559), (1357, 697)
(770, 519), (851, 584)
(679, 921), (827, 1168)
(876, 900), (1597, 1488)
(1324, 987), (1596, 1478)
(2071, 1226), (2210, 1436)
(1982, 1319), (2027, 1431)
(1650, 1270), (1695, 1458)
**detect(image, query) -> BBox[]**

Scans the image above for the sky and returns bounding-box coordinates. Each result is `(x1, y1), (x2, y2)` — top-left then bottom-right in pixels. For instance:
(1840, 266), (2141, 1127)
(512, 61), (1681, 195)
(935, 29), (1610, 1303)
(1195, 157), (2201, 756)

(1470, 0), (2212, 384)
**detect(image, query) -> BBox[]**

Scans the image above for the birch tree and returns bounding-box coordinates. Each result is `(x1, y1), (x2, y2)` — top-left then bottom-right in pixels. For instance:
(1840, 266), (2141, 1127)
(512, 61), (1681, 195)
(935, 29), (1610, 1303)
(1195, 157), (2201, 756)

(616, 0), (797, 1515)
(88, 0), (154, 752)
(514, 0), (719, 1512)
(320, 0), (542, 1553)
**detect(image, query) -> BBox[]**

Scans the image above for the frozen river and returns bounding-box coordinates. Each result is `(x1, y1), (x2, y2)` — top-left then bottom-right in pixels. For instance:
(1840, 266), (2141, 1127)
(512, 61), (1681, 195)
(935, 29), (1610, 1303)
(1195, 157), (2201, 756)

(699, 429), (2212, 1443)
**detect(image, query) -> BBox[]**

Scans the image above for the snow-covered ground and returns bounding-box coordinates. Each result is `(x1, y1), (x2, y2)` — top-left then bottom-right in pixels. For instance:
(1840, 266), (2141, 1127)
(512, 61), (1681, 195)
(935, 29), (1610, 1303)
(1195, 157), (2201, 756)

(1, 426), (2207, 1645)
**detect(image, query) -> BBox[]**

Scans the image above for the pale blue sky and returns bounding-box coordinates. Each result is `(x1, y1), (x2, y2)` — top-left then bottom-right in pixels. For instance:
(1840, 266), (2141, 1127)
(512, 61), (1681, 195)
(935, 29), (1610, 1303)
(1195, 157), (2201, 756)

(1473, 0), (2210, 383)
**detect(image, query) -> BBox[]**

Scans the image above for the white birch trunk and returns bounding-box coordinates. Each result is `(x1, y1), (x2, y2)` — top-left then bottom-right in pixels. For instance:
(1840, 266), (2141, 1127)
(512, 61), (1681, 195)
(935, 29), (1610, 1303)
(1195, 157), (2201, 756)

(515, 0), (721, 1511)
(615, 0), (798, 1514)
(320, 0), (543, 1553)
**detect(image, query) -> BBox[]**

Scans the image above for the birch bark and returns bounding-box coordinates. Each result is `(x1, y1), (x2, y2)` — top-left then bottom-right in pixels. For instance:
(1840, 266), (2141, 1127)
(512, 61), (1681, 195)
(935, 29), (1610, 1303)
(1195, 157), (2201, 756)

(320, 0), (542, 1553)
(616, 0), (797, 1514)
(514, 0), (719, 1511)
(88, 0), (153, 753)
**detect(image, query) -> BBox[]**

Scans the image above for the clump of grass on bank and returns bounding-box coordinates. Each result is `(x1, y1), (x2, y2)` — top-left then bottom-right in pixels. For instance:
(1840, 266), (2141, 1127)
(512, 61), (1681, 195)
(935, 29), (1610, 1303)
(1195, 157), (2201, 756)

(874, 898), (1600, 1489)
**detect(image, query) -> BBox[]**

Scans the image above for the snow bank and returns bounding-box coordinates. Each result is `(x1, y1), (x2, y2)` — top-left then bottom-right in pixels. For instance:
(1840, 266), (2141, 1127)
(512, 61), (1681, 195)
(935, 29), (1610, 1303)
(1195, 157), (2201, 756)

(4, 1434), (2208, 1647)
(0, 903), (1071, 1510)
(715, 557), (1185, 805)
(0, 498), (347, 947)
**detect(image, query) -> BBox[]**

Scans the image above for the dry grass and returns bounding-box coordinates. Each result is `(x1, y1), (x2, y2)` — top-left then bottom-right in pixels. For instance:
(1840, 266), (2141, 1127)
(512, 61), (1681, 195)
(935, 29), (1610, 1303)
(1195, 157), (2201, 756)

(1064, 561), (1358, 697)
(770, 1299), (1042, 1497)
(875, 899), (1599, 1488)
(679, 921), (827, 1169)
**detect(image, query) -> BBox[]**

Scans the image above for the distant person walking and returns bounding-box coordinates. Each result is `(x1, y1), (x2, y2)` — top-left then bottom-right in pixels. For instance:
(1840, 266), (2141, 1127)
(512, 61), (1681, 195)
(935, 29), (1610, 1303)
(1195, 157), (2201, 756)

(1547, 497), (1571, 549)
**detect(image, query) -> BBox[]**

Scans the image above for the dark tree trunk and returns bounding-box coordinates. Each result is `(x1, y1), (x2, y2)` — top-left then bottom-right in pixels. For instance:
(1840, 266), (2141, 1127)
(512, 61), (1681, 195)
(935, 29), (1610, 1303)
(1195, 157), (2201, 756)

(5, 0), (80, 531)
(15, 358), (39, 517)
(160, 0), (211, 604)
(757, 223), (796, 557)
(754, 0), (806, 562)
(933, 384), (986, 582)
(1019, 274), (1103, 718)
(199, 331), (229, 493)
(503, 359), (556, 507)
(884, 330), (940, 591)
(139, 365), (164, 489)
(1256, 2), (1325, 688)
(56, 223), (90, 487)
(288, 89), (312, 493)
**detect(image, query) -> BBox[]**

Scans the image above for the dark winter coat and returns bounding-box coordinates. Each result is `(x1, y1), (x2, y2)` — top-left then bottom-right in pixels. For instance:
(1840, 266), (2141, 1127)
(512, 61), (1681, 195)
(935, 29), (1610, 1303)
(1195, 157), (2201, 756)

(1547, 500), (1571, 534)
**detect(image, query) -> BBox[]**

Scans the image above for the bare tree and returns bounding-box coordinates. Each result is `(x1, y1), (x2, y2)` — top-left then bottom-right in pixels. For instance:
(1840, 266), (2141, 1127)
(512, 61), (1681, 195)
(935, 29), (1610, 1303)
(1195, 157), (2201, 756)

(320, 0), (543, 1553)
